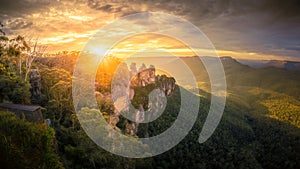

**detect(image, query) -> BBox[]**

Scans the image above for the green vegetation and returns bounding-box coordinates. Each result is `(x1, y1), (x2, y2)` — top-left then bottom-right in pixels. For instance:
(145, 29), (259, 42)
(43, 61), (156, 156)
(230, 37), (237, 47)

(0, 26), (299, 168)
(247, 87), (300, 127)
(137, 87), (299, 169)
(0, 34), (31, 104)
(0, 111), (63, 169)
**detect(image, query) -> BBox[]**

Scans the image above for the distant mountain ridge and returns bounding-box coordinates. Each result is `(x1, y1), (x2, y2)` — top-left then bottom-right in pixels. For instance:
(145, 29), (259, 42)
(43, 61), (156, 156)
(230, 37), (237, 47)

(236, 58), (300, 70)
(177, 56), (300, 128)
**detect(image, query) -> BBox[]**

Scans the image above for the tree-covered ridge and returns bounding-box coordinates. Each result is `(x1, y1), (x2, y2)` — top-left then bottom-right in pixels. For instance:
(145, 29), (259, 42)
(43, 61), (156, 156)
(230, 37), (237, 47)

(179, 56), (300, 128)
(132, 84), (299, 169)
(226, 86), (300, 128)
(0, 111), (63, 169)
(249, 87), (300, 127)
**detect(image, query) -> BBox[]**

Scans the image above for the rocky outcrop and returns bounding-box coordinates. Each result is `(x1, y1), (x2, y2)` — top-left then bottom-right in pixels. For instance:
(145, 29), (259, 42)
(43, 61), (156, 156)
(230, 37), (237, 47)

(129, 64), (175, 100)
(109, 63), (176, 136)
(130, 64), (156, 87)
(156, 75), (176, 96)
(29, 69), (41, 104)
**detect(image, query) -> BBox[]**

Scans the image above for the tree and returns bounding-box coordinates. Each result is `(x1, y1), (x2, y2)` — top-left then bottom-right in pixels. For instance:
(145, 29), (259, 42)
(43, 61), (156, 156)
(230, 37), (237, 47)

(0, 23), (32, 104)
(0, 111), (63, 169)
(24, 38), (47, 81)
(0, 22), (46, 81)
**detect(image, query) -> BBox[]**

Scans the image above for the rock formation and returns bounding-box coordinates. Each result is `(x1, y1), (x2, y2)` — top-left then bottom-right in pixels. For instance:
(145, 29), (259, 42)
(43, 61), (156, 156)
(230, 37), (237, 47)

(109, 63), (176, 136)
(130, 65), (156, 87)
(156, 74), (176, 96)
(29, 69), (42, 104)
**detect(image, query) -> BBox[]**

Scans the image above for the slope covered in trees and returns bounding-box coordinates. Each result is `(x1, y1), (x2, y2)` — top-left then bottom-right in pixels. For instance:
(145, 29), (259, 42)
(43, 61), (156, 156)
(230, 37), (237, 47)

(0, 35), (299, 169)
(28, 54), (298, 169)
(0, 111), (63, 169)
(180, 56), (300, 128)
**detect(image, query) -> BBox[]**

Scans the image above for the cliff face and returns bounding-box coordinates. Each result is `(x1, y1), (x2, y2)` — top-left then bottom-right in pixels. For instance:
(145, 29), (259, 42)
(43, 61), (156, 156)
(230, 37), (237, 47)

(156, 75), (176, 96)
(110, 63), (176, 136)
(130, 65), (156, 87)
(129, 64), (175, 101)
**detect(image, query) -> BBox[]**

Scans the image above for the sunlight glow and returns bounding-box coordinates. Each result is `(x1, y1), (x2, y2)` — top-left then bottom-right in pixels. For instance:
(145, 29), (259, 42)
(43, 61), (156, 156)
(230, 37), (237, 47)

(68, 15), (93, 21)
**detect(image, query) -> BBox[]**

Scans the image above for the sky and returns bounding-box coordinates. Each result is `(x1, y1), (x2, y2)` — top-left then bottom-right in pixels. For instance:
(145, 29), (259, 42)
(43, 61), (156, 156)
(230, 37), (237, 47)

(0, 0), (300, 61)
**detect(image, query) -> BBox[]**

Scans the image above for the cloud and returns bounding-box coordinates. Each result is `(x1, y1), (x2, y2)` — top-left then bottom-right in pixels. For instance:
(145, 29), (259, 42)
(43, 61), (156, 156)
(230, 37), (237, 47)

(5, 18), (33, 30)
(0, 0), (55, 17)
(0, 0), (299, 60)
(259, 0), (300, 19)
(82, 0), (300, 59)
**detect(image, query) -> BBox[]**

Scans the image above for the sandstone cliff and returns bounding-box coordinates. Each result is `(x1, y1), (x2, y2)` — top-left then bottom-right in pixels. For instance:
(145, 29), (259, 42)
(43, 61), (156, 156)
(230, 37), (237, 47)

(109, 63), (176, 136)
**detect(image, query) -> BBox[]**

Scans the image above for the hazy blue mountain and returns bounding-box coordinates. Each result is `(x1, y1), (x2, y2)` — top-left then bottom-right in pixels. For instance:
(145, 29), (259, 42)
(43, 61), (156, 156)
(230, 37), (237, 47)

(237, 58), (300, 70)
